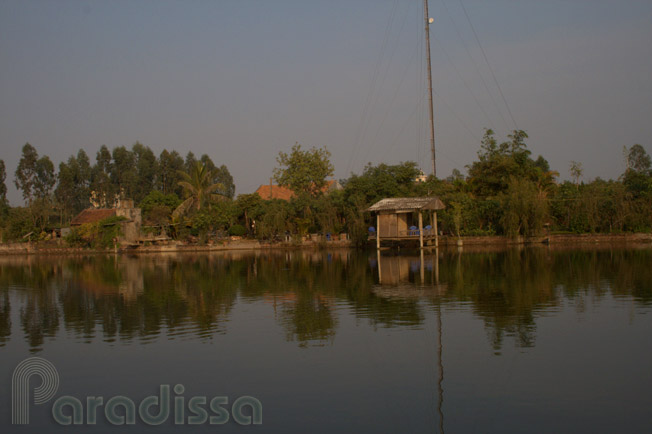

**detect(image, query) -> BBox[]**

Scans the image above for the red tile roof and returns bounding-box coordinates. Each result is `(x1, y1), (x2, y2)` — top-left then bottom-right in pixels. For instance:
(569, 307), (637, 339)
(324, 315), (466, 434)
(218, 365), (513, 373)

(254, 185), (296, 201)
(70, 208), (116, 225)
(254, 180), (341, 201)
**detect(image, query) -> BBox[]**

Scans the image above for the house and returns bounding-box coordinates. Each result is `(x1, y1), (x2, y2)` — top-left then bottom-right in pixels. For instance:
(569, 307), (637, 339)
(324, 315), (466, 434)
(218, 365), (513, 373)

(71, 199), (142, 244)
(366, 197), (445, 249)
(254, 180), (342, 201)
(414, 171), (428, 183)
(254, 184), (296, 201)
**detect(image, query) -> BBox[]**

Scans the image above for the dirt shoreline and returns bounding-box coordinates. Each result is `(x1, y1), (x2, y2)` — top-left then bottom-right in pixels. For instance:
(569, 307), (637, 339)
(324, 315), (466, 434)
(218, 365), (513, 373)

(0, 233), (651, 255)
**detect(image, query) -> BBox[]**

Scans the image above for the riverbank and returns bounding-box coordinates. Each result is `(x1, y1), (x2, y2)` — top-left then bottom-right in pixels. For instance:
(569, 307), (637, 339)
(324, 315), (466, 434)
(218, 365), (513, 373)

(0, 232), (651, 255)
(0, 238), (353, 255)
(437, 232), (652, 246)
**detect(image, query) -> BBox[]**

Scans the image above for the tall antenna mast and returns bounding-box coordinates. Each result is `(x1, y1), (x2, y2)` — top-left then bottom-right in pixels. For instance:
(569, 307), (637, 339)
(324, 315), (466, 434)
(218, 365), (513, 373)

(423, 0), (436, 177)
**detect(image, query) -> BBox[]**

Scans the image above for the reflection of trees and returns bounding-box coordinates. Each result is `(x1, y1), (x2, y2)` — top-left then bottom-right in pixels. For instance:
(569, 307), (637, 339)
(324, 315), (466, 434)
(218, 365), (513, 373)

(243, 252), (340, 346)
(0, 255), (241, 350)
(432, 247), (652, 351)
(279, 294), (336, 346)
(0, 290), (11, 346)
(20, 286), (60, 352)
(0, 247), (650, 352)
(431, 248), (559, 350)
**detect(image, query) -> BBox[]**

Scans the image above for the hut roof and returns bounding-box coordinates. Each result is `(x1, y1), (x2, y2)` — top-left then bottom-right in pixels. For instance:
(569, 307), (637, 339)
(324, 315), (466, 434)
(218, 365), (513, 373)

(366, 197), (445, 213)
(70, 208), (116, 225)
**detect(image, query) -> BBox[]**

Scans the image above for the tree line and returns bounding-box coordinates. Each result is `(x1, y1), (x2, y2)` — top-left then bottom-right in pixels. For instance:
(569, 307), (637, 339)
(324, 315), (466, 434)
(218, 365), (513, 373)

(0, 132), (650, 245)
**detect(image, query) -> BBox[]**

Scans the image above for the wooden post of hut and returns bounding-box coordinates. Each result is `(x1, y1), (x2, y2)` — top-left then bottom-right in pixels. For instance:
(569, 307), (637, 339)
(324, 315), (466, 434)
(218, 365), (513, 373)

(434, 211), (439, 247)
(376, 214), (381, 249)
(418, 211), (424, 249)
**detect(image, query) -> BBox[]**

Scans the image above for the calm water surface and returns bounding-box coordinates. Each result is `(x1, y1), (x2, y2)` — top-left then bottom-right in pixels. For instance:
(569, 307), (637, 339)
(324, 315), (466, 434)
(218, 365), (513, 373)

(1, 247), (651, 433)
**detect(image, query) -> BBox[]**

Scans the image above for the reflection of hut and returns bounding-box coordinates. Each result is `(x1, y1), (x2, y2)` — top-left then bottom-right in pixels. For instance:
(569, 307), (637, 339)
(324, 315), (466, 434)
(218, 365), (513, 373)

(366, 197), (445, 248)
(71, 199), (142, 244)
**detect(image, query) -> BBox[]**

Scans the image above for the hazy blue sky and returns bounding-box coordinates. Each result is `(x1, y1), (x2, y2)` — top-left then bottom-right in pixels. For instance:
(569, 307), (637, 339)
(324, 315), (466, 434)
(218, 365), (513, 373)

(1, 0), (651, 205)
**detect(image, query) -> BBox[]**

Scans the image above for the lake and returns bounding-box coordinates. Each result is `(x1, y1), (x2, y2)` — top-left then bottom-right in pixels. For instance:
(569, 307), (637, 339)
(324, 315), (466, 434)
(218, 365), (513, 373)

(1, 246), (651, 433)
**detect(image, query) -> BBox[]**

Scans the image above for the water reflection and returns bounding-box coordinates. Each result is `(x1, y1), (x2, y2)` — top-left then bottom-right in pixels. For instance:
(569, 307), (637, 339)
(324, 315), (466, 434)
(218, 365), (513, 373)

(0, 246), (651, 353)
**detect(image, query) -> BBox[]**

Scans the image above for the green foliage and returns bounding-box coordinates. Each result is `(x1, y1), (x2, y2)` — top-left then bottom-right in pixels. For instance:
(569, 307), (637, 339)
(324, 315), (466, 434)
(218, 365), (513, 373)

(313, 193), (343, 234)
(200, 154), (235, 199)
(256, 200), (292, 239)
(132, 142), (158, 202)
(342, 161), (420, 207)
(3, 134), (652, 247)
(140, 190), (181, 228)
(625, 144), (652, 174)
(273, 143), (334, 196)
(569, 161), (583, 185)
(499, 177), (548, 237)
(157, 150), (185, 196)
(56, 150), (92, 221)
(173, 161), (226, 220)
(140, 191), (181, 217)
(228, 224), (246, 236)
(0, 160), (7, 206)
(622, 146), (652, 200)
(191, 200), (240, 235)
(236, 193), (263, 230)
(33, 156), (56, 199)
(90, 145), (115, 207)
(110, 146), (137, 198)
(13, 144), (56, 206)
(467, 129), (543, 197)
(68, 216), (127, 248)
(3, 207), (37, 241)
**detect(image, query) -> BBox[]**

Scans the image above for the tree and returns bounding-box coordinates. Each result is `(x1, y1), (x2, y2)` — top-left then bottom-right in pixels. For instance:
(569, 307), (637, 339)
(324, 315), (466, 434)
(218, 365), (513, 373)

(132, 142), (158, 203)
(235, 193), (264, 235)
(158, 150), (184, 196)
(110, 146), (137, 199)
(55, 150), (92, 219)
(273, 143), (334, 197)
(91, 145), (114, 207)
(569, 161), (583, 185)
(33, 156), (56, 199)
(343, 161), (420, 206)
(14, 143), (39, 203)
(625, 144), (651, 174)
(172, 161), (226, 219)
(467, 130), (539, 197)
(499, 177), (548, 237)
(0, 160), (7, 206)
(184, 151), (197, 173)
(56, 160), (76, 219)
(446, 168), (465, 183)
(622, 144), (651, 198)
(215, 165), (235, 199)
(199, 154), (236, 199)
(140, 190), (181, 227)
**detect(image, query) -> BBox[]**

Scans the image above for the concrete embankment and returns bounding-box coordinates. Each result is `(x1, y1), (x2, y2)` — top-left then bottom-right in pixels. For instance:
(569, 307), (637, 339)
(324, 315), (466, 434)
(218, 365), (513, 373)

(0, 233), (650, 255)
(0, 239), (353, 255)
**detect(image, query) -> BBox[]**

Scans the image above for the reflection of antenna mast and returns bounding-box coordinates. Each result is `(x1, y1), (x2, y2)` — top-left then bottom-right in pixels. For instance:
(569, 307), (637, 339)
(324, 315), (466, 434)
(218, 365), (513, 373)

(437, 302), (444, 434)
(432, 248), (444, 433)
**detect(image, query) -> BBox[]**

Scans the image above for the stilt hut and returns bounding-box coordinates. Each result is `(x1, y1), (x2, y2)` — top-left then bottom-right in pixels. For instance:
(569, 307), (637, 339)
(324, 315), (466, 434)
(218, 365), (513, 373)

(366, 197), (445, 248)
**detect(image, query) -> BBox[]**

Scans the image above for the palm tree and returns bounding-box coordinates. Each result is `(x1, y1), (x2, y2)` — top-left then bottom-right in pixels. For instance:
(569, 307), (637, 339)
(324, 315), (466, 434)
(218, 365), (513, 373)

(172, 162), (225, 220)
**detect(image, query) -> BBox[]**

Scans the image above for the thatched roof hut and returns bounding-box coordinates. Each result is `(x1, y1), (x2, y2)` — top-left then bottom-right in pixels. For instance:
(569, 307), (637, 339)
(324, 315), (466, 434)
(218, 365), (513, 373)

(366, 197), (445, 213)
(366, 197), (445, 248)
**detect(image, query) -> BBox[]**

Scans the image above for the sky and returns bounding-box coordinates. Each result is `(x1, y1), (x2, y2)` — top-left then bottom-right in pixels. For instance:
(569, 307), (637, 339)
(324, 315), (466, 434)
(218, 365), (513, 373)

(1, 0), (651, 205)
